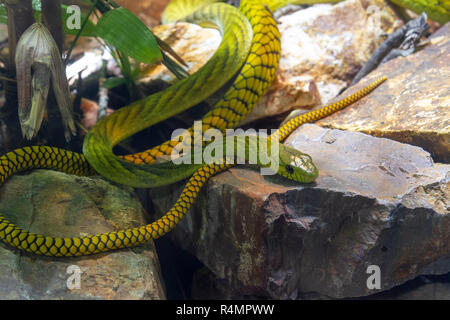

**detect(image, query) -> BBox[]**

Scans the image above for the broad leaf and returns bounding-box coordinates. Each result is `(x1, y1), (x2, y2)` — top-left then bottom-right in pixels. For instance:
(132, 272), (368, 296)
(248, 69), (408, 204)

(103, 76), (127, 89)
(96, 7), (162, 64)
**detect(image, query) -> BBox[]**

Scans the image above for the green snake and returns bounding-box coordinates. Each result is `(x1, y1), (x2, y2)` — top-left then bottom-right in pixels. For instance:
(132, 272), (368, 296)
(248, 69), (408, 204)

(0, 0), (386, 257)
(390, 0), (450, 24)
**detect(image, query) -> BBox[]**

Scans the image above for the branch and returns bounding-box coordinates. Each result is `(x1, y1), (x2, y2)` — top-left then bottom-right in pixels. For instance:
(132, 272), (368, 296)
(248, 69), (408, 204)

(1, 0), (34, 151)
(4, 0), (34, 73)
(42, 0), (64, 53)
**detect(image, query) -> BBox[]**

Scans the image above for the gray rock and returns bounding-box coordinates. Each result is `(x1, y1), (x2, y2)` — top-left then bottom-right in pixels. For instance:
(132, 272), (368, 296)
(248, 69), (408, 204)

(151, 124), (449, 299)
(316, 22), (450, 163)
(0, 170), (165, 299)
(388, 278), (450, 300)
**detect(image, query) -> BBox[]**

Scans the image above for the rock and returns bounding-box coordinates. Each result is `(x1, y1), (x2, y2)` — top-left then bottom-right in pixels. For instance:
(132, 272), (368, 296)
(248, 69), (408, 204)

(244, 0), (402, 124)
(0, 170), (165, 300)
(80, 98), (114, 130)
(116, 0), (170, 27)
(138, 22), (221, 86)
(138, 0), (401, 124)
(369, 273), (450, 300)
(393, 281), (450, 300)
(151, 124), (449, 299)
(192, 269), (450, 300)
(387, 277), (450, 300)
(316, 22), (450, 163)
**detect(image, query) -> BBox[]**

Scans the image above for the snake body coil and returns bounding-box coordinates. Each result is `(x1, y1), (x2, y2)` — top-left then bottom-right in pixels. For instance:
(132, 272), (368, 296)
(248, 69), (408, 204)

(0, 0), (386, 257)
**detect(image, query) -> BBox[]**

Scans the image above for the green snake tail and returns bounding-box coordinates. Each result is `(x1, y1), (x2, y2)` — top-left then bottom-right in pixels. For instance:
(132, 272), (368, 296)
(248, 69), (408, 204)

(0, 148), (224, 256)
(273, 76), (388, 141)
(0, 77), (386, 257)
(0, 147), (227, 256)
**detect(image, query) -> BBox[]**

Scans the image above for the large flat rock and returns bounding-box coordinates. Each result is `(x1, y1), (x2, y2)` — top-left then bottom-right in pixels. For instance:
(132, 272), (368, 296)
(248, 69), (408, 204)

(244, 0), (401, 124)
(151, 124), (449, 299)
(0, 170), (165, 300)
(316, 22), (450, 163)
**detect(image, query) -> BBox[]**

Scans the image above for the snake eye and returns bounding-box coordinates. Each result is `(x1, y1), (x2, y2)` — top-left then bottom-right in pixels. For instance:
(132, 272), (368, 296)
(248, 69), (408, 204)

(285, 164), (294, 174)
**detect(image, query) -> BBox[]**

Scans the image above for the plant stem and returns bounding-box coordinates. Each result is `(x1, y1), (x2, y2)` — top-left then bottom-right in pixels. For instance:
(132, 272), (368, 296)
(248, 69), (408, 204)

(64, 0), (98, 65)
(42, 0), (64, 53)
(4, 0), (34, 74)
(1, 0), (34, 151)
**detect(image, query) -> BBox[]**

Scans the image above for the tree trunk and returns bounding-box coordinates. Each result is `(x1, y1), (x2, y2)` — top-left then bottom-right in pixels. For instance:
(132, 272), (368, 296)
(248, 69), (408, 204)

(42, 0), (64, 53)
(1, 0), (34, 152)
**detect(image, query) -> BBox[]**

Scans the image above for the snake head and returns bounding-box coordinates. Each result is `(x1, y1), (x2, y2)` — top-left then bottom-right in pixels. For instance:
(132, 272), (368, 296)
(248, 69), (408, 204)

(277, 145), (318, 183)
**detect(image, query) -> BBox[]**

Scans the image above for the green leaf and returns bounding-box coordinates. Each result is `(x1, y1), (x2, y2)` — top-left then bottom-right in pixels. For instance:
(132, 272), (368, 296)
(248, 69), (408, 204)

(95, 7), (162, 64)
(32, 0), (41, 11)
(103, 77), (127, 89)
(0, 5), (6, 24)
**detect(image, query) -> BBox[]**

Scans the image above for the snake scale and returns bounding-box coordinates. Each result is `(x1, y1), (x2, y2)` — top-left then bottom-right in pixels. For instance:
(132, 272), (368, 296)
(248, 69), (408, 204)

(0, 0), (386, 257)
